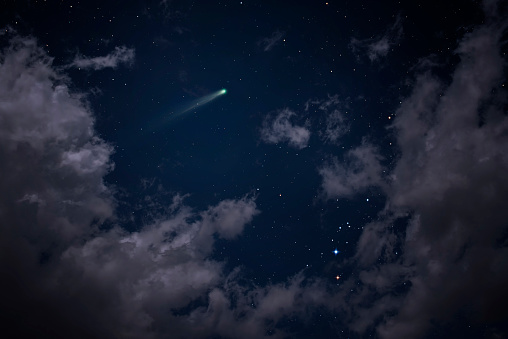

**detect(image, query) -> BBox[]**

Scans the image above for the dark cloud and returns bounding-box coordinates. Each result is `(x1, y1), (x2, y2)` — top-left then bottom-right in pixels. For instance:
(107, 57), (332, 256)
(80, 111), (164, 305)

(58, 195), (260, 338)
(3, 0), (508, 337)
(188, 272), (330, 339)
(341, 8), (508, 338)
(0, 32), (328, 339)
(0, 33), (117, 337)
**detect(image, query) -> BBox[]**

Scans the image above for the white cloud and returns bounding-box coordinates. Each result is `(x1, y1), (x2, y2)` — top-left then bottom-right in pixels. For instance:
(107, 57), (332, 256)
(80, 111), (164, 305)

(261, 108), (310, 149)
(69, 46), (135, 70)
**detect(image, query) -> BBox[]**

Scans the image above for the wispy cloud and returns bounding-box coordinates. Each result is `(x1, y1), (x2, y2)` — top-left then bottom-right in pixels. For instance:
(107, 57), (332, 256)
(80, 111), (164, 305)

(260, 108), (310, 149)
(350, 15), (403, 62)
(258, 30), (285, 52)
(305, 94), (350, 144)
(68, 46), (135, 70)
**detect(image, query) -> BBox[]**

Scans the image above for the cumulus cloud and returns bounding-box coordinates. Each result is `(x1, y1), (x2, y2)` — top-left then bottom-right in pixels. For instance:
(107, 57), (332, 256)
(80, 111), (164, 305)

(350, 15), (403, 62)
(59, 195), (260, 338)
(319, 140), (386, 198)
(342, 9), (508, 338)
(0, 32), (327, 339)
(0, 33), (116, 336)
(258, 30), (285, 52)
(69, 45), (135, 70)
(0, 35), (115, 241)
(261, 108), (310, 149)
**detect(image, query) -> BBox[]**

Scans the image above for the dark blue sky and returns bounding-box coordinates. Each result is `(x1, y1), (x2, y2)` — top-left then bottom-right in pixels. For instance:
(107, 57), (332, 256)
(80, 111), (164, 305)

(1, 1), (507, 338)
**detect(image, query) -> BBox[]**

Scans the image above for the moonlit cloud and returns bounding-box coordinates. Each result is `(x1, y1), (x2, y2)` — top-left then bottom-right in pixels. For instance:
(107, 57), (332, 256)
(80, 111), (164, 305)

(0, 32), (325, 338)
(0, 33), (116, 335)
(260, 108), (310, 149)
(0, 32), (310, 338)
(0, 35), (115, 240)
(340, 9), (508, 338)
(3, 0), (508, 337)
(69, 46), (135, 70)
(60, 196), (260, 337)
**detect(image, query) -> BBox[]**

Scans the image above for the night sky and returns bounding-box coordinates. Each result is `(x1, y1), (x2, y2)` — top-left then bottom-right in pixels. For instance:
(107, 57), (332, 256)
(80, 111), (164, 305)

(1, 0), (508, 338)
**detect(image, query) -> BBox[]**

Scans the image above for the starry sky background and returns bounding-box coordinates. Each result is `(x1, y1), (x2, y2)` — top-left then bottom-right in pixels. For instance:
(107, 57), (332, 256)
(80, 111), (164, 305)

(1, 0), (508, 338)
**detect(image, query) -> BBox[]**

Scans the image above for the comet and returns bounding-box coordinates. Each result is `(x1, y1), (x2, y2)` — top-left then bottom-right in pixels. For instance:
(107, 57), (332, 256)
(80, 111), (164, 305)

(143, 89), (227, 133)
(169, 88), (227, 121)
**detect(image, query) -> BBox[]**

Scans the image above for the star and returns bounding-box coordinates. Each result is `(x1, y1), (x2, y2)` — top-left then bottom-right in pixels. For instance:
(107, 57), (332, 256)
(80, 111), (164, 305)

(333, 248), (340, 255)
(336, 275), (340, 280)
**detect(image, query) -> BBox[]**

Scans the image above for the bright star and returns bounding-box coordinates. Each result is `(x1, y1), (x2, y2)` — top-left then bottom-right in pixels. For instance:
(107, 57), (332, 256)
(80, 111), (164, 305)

(333, 248), (339, 255)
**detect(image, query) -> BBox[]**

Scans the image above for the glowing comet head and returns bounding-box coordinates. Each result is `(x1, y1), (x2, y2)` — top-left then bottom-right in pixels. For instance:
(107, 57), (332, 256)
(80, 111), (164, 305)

(220, 88), (227, 94)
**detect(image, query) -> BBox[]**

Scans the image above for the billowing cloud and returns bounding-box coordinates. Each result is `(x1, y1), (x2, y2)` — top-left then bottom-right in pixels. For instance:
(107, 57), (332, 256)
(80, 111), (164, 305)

(350, 15), (403, 62)
(4, 0), (507, 336)
(261, 108), (310, 149)
(69, 45), (135, 70)
(0, 33), (116, 336)
(0, 32), (326, 339)
(0, 34), (115, 243)
(343, 9), (508, 338)
(58, 195), (260, 338)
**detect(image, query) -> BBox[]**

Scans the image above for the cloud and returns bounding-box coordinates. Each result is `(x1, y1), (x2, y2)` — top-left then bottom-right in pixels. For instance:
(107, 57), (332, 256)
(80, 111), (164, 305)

(0, 31), (334, 338)
(258, 30), (285, 52)
(343, 9), (508, 338)
(0, 33), (326, 339)
(319, 140), (386, 199)
(59, 195), (260, 338)
(0, 33), (116, 336)
(0, 34), (115, 240)
(261, 108), (310, 149)
(69, 46), (135, 70)
(188, 271), (331, 339)
(350, 15), (403, 62)
(305, 94), (350, 144)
